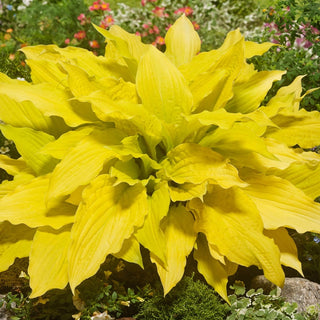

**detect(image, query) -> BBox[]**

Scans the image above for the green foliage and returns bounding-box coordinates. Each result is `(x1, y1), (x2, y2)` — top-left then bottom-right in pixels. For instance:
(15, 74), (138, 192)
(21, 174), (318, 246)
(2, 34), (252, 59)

(290, 231), (320, 284)
(227, 281), (319, 320)
(135, 275), (230, 320)
(248, 0), (320, 110)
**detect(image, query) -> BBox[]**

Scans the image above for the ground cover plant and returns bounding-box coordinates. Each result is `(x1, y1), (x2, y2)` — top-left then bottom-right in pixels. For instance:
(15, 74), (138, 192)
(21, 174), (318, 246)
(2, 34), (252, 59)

(0, 14), (320, 307)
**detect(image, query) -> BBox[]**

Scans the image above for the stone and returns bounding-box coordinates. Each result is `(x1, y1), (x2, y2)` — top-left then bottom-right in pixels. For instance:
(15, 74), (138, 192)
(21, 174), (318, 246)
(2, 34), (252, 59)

(0, 295), (10, 320)
(250, 275), (320, 315)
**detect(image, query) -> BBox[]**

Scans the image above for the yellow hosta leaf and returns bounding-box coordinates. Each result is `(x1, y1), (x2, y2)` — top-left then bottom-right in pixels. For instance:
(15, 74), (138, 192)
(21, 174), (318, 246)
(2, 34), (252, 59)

(200, 124), (275, 160)
(136, 45), (193, 124)
(225, 70), (285, 113)
(189, 69), (230, 112)
(48, 128), (126, 200)
(0, 81), (90, 127)
(194, 233), (236, 301)
(169, 181), (207, 202)
(26, 59), (67, 87)
(114, 235), (143, 268)
(242, 172), (320, 233)
(135, 182), (170, 266)
(165, 14), (201, 67)
(180, 29), (244, 87)
(269, 161), (320, 200)
(22, 45), (120, 80)
(0, 124), (58, 175)
(190, 186), (285, 287)
(244, 41), (278, 58)
(264, 228), (303, 275)
(0, 174), (75, 228)
(0, 155), (28, 176)
(29, 226), (71, 298)
(0, 94), (67, 136)
(266, 109), (320, 148)
(159, 143), (246, 188)
(151, 205), (197, 295)
(264, 76), (304, 115)
(41, 126), (94, 159)
(0, 221), (35, 272)
(68, 175), (148, 292)
(94, 24), (149, 78)
(0, 173), (34, 199)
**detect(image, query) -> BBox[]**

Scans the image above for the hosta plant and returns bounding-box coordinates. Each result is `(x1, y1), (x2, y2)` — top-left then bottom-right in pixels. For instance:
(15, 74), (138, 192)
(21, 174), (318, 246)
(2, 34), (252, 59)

(0, 15), (320, 302)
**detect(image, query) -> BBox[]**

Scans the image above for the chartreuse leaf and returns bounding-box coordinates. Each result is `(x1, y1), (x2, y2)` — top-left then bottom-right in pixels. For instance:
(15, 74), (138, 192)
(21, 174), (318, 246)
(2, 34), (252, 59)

(181, 30), (245, 113)
(22, 45), (121, 80)
(0, 80), (90, 128)
(48, 128), (126, 201)
(165, 14), (201, 67)
(0, 221), (35, 272)
(41, 126), (94, 159)
(135, 182), (170, 266)
(264, 228), (303, 275)
(151, 205), (197, 295)
(269, 161), (320, 200)
(242, 172), (320, 233)
(0, 94), (67, 136)
(194, 233), (237, 302)
(200, 123), (275, 160)
(29, 225), (71, 298)
(159, 143), (246, 188)
(225, 70), (285, 113)
(0, 173), (34, 199)
(190, 186), (285, 287)
(244, 41), (278, 58)
(0, 155), (28, 176)
(136, 45), (193, 124)
(68, 175), (148, 292)
(113, 235), (143, 268)
(169, 181), (208, 202)
(0, 124), (58, 175)
(94, 24), (149, 78)
(265, 109), (320, 148)
(0, 174), (75, 228)
(26, 58), (67, 87)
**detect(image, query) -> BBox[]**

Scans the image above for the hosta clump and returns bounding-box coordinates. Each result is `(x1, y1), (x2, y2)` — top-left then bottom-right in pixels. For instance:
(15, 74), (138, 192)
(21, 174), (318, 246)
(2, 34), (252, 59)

(0, 15), (320, 301)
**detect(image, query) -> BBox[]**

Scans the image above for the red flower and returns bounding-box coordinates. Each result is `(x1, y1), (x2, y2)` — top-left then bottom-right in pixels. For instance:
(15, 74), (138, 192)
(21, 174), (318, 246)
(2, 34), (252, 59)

(153, 25), (160, 34)
(65, 38), (70, 44)
(89, 3), (100, 11)
(192, 21), (200, 30)
(89, 40), (100, 48)
(100, 2), (110, 10)
(74, 30), (86, 40)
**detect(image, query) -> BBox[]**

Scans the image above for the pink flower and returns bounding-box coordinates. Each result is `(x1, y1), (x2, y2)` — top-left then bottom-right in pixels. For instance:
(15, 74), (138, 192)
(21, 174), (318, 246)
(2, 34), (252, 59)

(152, 36), (165, 47)
(174, 7), (193, 16)
(74, 30), (86, 40)
(77, 13), (86, 21)
(153, 25), (160, 34)
(152, 6), (169, 18)
(100, 15), (114, 28)
(142, 23), (151, 29)
(65, 38), (70, 44)
(141, 0), (147, 6)
(89, 40), (100, 48)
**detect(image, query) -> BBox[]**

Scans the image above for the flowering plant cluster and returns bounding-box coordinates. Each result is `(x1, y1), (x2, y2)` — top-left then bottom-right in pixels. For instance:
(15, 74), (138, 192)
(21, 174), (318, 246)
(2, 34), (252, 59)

(249, 0), (320, 111)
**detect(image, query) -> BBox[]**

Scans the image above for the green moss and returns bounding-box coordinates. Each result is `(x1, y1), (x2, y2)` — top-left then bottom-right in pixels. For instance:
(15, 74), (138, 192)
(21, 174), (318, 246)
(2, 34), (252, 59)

(135, 276), (230, 320)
